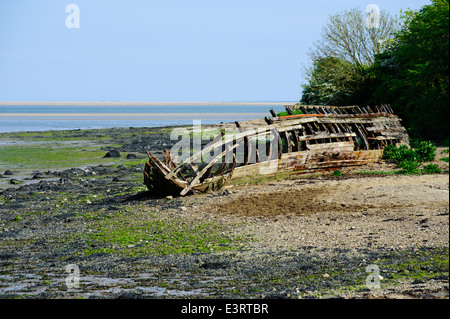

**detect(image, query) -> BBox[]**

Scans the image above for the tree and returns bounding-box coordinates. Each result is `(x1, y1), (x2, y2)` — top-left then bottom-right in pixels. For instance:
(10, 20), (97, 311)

(371, 0), (449, 141)
(309, 7), (399, 70)
(301, 56), (366, 105)
(301, 7), (399, 105)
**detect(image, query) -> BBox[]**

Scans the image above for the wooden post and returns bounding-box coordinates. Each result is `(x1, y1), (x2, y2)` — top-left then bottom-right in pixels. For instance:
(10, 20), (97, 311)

(285, 106), (294, 115)
(277, 133), (283, 159)
(264, 116), (273, 125)
(235, 121), (251, 166)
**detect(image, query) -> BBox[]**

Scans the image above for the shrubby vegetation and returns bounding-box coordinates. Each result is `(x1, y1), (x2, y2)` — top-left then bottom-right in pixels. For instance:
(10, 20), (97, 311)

(301, 0), (449, 143)
(382, 141), (441, 174)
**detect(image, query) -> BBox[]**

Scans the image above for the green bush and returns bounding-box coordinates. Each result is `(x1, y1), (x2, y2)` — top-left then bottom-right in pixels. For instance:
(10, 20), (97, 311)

(332, 170), (344, 176)
(411, 140), (437, 162)
(382, 144), (398, 160)
(383, 141), (438, 174)
(383, 145), (419, 163)
(397, 160), (421, 175)
(276, 109), (304, 117)
(421, 164), (442, 174)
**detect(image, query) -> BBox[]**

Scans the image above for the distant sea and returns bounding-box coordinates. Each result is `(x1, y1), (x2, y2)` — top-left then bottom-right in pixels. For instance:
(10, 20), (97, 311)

(0, 102), (294, 133)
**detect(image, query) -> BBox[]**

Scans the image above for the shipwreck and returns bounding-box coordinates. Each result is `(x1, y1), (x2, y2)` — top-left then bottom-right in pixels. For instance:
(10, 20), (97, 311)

(144, 104), (410, 196)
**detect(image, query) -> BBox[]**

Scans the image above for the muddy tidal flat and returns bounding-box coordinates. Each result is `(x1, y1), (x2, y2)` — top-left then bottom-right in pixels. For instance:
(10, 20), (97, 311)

(0, 126), (448, 299)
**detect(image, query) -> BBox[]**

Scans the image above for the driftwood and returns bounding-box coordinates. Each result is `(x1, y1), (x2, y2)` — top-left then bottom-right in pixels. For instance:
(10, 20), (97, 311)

(144, 104), (410, 196)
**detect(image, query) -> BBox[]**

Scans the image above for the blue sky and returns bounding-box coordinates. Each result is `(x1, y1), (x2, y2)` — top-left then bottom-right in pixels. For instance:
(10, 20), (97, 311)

(0, 0), (430, 102)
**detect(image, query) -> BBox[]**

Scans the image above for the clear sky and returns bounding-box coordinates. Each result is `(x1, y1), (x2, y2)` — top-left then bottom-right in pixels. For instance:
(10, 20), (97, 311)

(0, 0), (431, 102)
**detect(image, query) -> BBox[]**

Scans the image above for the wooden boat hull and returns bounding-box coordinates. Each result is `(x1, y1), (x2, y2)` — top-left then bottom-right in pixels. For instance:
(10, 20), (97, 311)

(143, 104), (409, 196)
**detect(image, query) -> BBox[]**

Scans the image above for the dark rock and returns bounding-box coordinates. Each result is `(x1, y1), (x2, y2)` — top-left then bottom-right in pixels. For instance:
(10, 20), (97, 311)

(126, 154), (138, 159)
(9, 179), (21, 185)
(200, 261), (229, 269)
(32, 173), (44, 179)
(103, 149), (121, 158)
(4, 170), (14, 176)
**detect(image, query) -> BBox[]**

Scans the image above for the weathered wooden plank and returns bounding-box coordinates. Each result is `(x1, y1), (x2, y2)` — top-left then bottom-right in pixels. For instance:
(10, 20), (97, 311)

(380, 131), (409, 137)
(368, 127), (408, 133)
(147, 151), (171, 174)
(285, 106), (294, 115)
(166, 130), (249, 179)
(354, 124), (370, 150)
(366, 124), (386, 131)
(297, 132), (356, 141)
(231, 159), (280, 179)
(276, 149), (383, 173)
(306, 141), (354, 151)
(214, 162), (228, 176)
(273, 124), (304, 134)
(273, 114), (402, 128)
(318, 116), (400, 125)
(286, 131), (295, 152)
(277, 133), (283, 159)
(264, 116), (273, 125)
(291, 129), (301, 151)
(235, 121), (251, 166)
(367, 136), (399, 140)
(180, 143), (239, 195)
(299, 106), (308, 114)
(200, 164), (215, 182)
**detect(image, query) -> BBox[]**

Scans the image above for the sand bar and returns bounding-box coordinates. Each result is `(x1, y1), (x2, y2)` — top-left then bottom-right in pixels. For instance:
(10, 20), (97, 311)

(0, 112), (268, 118)
(0, 101), (295, 106)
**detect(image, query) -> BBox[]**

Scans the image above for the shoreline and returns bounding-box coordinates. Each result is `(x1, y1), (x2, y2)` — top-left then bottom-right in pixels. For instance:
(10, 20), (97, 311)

(0, 104), (280, 133)
(0, 115), (269, 135)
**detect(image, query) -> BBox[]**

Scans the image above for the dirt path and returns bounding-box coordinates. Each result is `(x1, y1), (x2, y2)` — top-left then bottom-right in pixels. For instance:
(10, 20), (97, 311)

(191, 174), (448, 251)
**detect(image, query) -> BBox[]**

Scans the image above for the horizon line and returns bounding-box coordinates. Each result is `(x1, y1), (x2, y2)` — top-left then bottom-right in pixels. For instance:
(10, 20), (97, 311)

(0, 101), (297, 106)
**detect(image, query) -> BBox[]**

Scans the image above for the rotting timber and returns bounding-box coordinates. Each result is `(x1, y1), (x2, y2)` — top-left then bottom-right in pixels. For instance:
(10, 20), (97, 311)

(144, 104), (410, 196)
